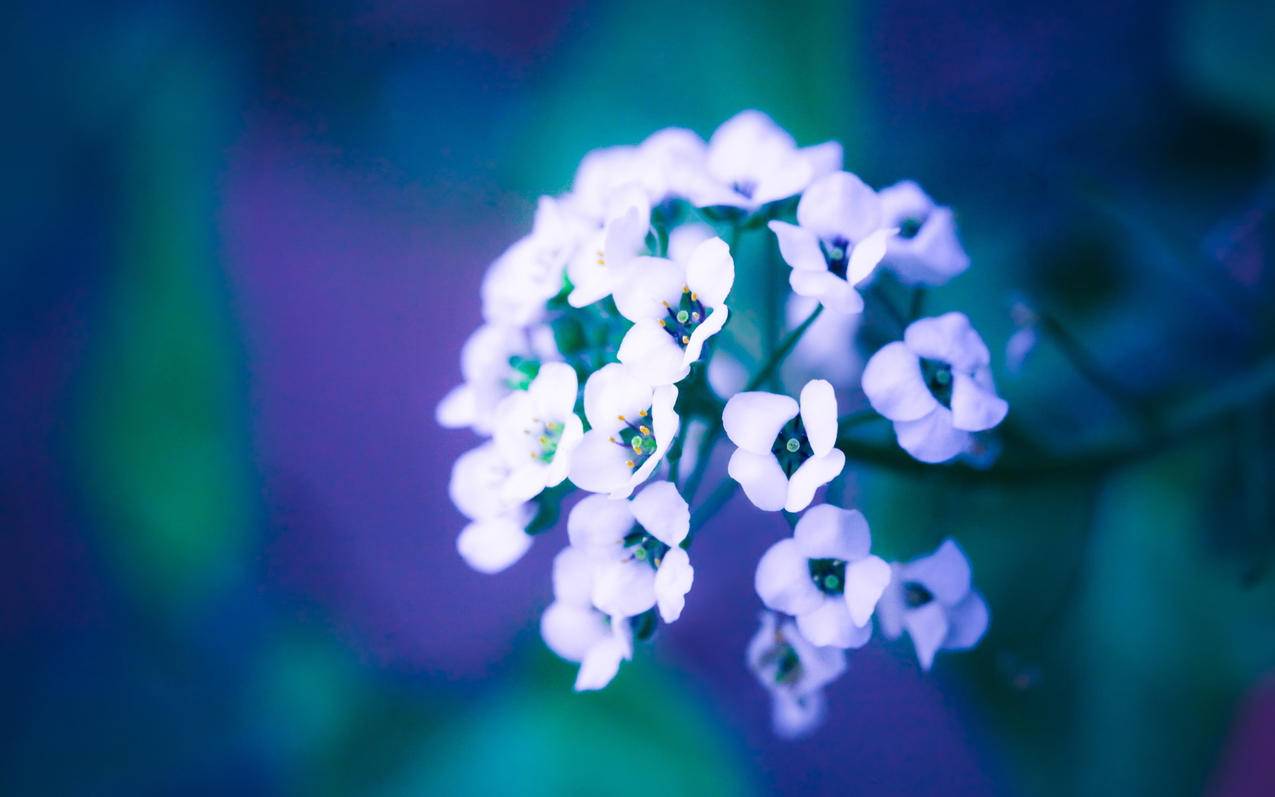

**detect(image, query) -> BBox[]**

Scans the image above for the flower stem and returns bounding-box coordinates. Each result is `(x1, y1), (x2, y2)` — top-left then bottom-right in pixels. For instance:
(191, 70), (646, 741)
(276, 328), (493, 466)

(1037, 313), (1155, 433)
(684, 478), (739, 546)
(746, 304), (824, 391)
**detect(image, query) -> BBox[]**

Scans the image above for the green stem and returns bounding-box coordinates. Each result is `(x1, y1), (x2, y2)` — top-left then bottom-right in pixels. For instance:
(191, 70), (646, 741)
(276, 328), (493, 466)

(1038, 313), (1154, 433)
(684, 478), (738, 546)
(746, 304), (824, 391)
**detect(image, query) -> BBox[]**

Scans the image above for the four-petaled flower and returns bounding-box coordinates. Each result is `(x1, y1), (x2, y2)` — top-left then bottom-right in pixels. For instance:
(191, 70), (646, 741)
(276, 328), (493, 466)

(724, 380), (846, 513)
(755, 505), (891, 648)
(567, 481), (694, 623)
(448, 442), (535, 574)
(569, 363), (680, 498)
(878, 180), (970, 286)
(540, 546), (634, 691)
(875, 539), (989, 671)
(747, 611), (847, 738)
(492, 362), (585, 502)
(768, 171), (894, 314)
(436, 322), (557, 436)
(615, 236), (735, 386)
(862, 312), (1009, 463)
(689, 110), (841, 211)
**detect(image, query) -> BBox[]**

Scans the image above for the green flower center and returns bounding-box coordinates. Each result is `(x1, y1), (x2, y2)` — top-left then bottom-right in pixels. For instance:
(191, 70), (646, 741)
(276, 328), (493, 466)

(610, 409), (658, 472)
(624, 527), (670, 571)
(659, 287), (706, 349)
(920, 358), (954, 407)
(771, 416), (815, 476)
(903, 581), (934, 609)
(808, 558), (847, 595)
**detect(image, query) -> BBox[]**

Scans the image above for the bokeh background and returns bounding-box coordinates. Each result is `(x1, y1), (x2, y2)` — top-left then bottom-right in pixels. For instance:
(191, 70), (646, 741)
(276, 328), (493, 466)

(5, 1), (1275, 794)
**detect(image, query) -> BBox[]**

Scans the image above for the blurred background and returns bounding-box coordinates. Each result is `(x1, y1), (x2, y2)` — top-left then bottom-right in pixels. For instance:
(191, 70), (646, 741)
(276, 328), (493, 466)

(4, 0), (1275, 794)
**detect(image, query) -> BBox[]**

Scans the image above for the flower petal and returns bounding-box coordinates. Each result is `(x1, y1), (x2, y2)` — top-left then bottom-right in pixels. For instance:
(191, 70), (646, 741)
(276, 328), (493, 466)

(574, 632), (628, 691)
(543, 414), (584, 487)
(457, 515), (533, 574)
(754, 538), (823, 615)
(552, 546), (597, 606)
(449, 442), (510, 520)
(843, 555), (891, 627)
(784, 449), (846, 513)
(861, 342), (937, 422)
(567, 493), (634, 558)
(592, 559), (657, 618)
(769, 221), (826, 272)
(903, 312), (989, 372)
(529, 362), (578, 419)
(682, 305), (728, 368)
(728, 449), (790, 512)
(901, 538), (972, 606)
(796, 597), (870, 649)
(617, 319), (691, 386)
(630, 480), (690, 547)
(789, 269), (863, 314)
(903, 602), (949, 671)
(722, 392), (799, 453)
(654, 546), (694, 623)
(569, 431), (637, 495)
(845, 227), (892, 286)
(541, 601), (609, 663)
(944, 591), (990, 650)
(894, 409), (969, 464)
(583, 363), (654, 432)
(793, 504), (870, 561)
(436, 384), (476, 429)
(950, 372), (1009, 432)
(799, 379), (838, 456)
(684, 236), (734, 308)
(612, 256), (687, 322)
(796, 171), (883, 243)
(772, 692), (825, 739)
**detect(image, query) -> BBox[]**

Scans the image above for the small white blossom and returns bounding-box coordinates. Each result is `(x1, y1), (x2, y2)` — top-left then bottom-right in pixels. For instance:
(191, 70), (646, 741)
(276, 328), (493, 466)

(878, 180), (969, 286)
(723, 380), (846, 513)
(615, 236), (735, 386)
(566, 482), (694, 623)
(448, 443), (535, 573)
(436, 323), (558, 435)
(747, 612), (846, 738)
(768, 171), (893, 314)
(876, 539), (989, 671)
(481, 196), (586, 326)
(492, 362), (584, 502)
(862, 312), (1008, 464)
(689, 110), (841, 211)
(569, 363), (679, 498)
(565, 184), (652, 308)
(754, 505), (891, 649)
(541, 546), (634, 691)
(570, 128), (708, 219)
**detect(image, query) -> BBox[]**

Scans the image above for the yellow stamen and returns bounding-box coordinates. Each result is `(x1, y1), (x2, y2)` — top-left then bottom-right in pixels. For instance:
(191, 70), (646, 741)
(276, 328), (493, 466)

(639, 425), (650, 435)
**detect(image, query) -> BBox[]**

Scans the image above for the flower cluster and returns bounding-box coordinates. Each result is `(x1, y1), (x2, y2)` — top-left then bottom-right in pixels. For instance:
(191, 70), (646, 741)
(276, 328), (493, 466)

(440, 111), (1002, 736)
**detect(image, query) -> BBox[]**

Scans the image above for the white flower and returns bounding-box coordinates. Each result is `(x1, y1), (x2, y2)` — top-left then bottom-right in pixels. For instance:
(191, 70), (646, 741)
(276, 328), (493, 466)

(862, 312), (1009, 464)
(436, 323), (557, 435)
(492, 362), (584, 502)
(747, 612), (846, 738)
(540, 546), (634, 691)
(878, 180), (969, 286)
(481, 196), (587, 326)
(754, 505), (891, 648)
(448, 443), (535, 573)
(876, 539), (989, 671)
(723, 380), (846, 513)
(615, 236), (735, 386)
(689, 110), (841, 211)
(565, 184), (652, 308)
(768, 171), (893, 314)
(566, 482), (694, 623)
(570, 128), (708, 219)
(568, 364), (679, 498)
